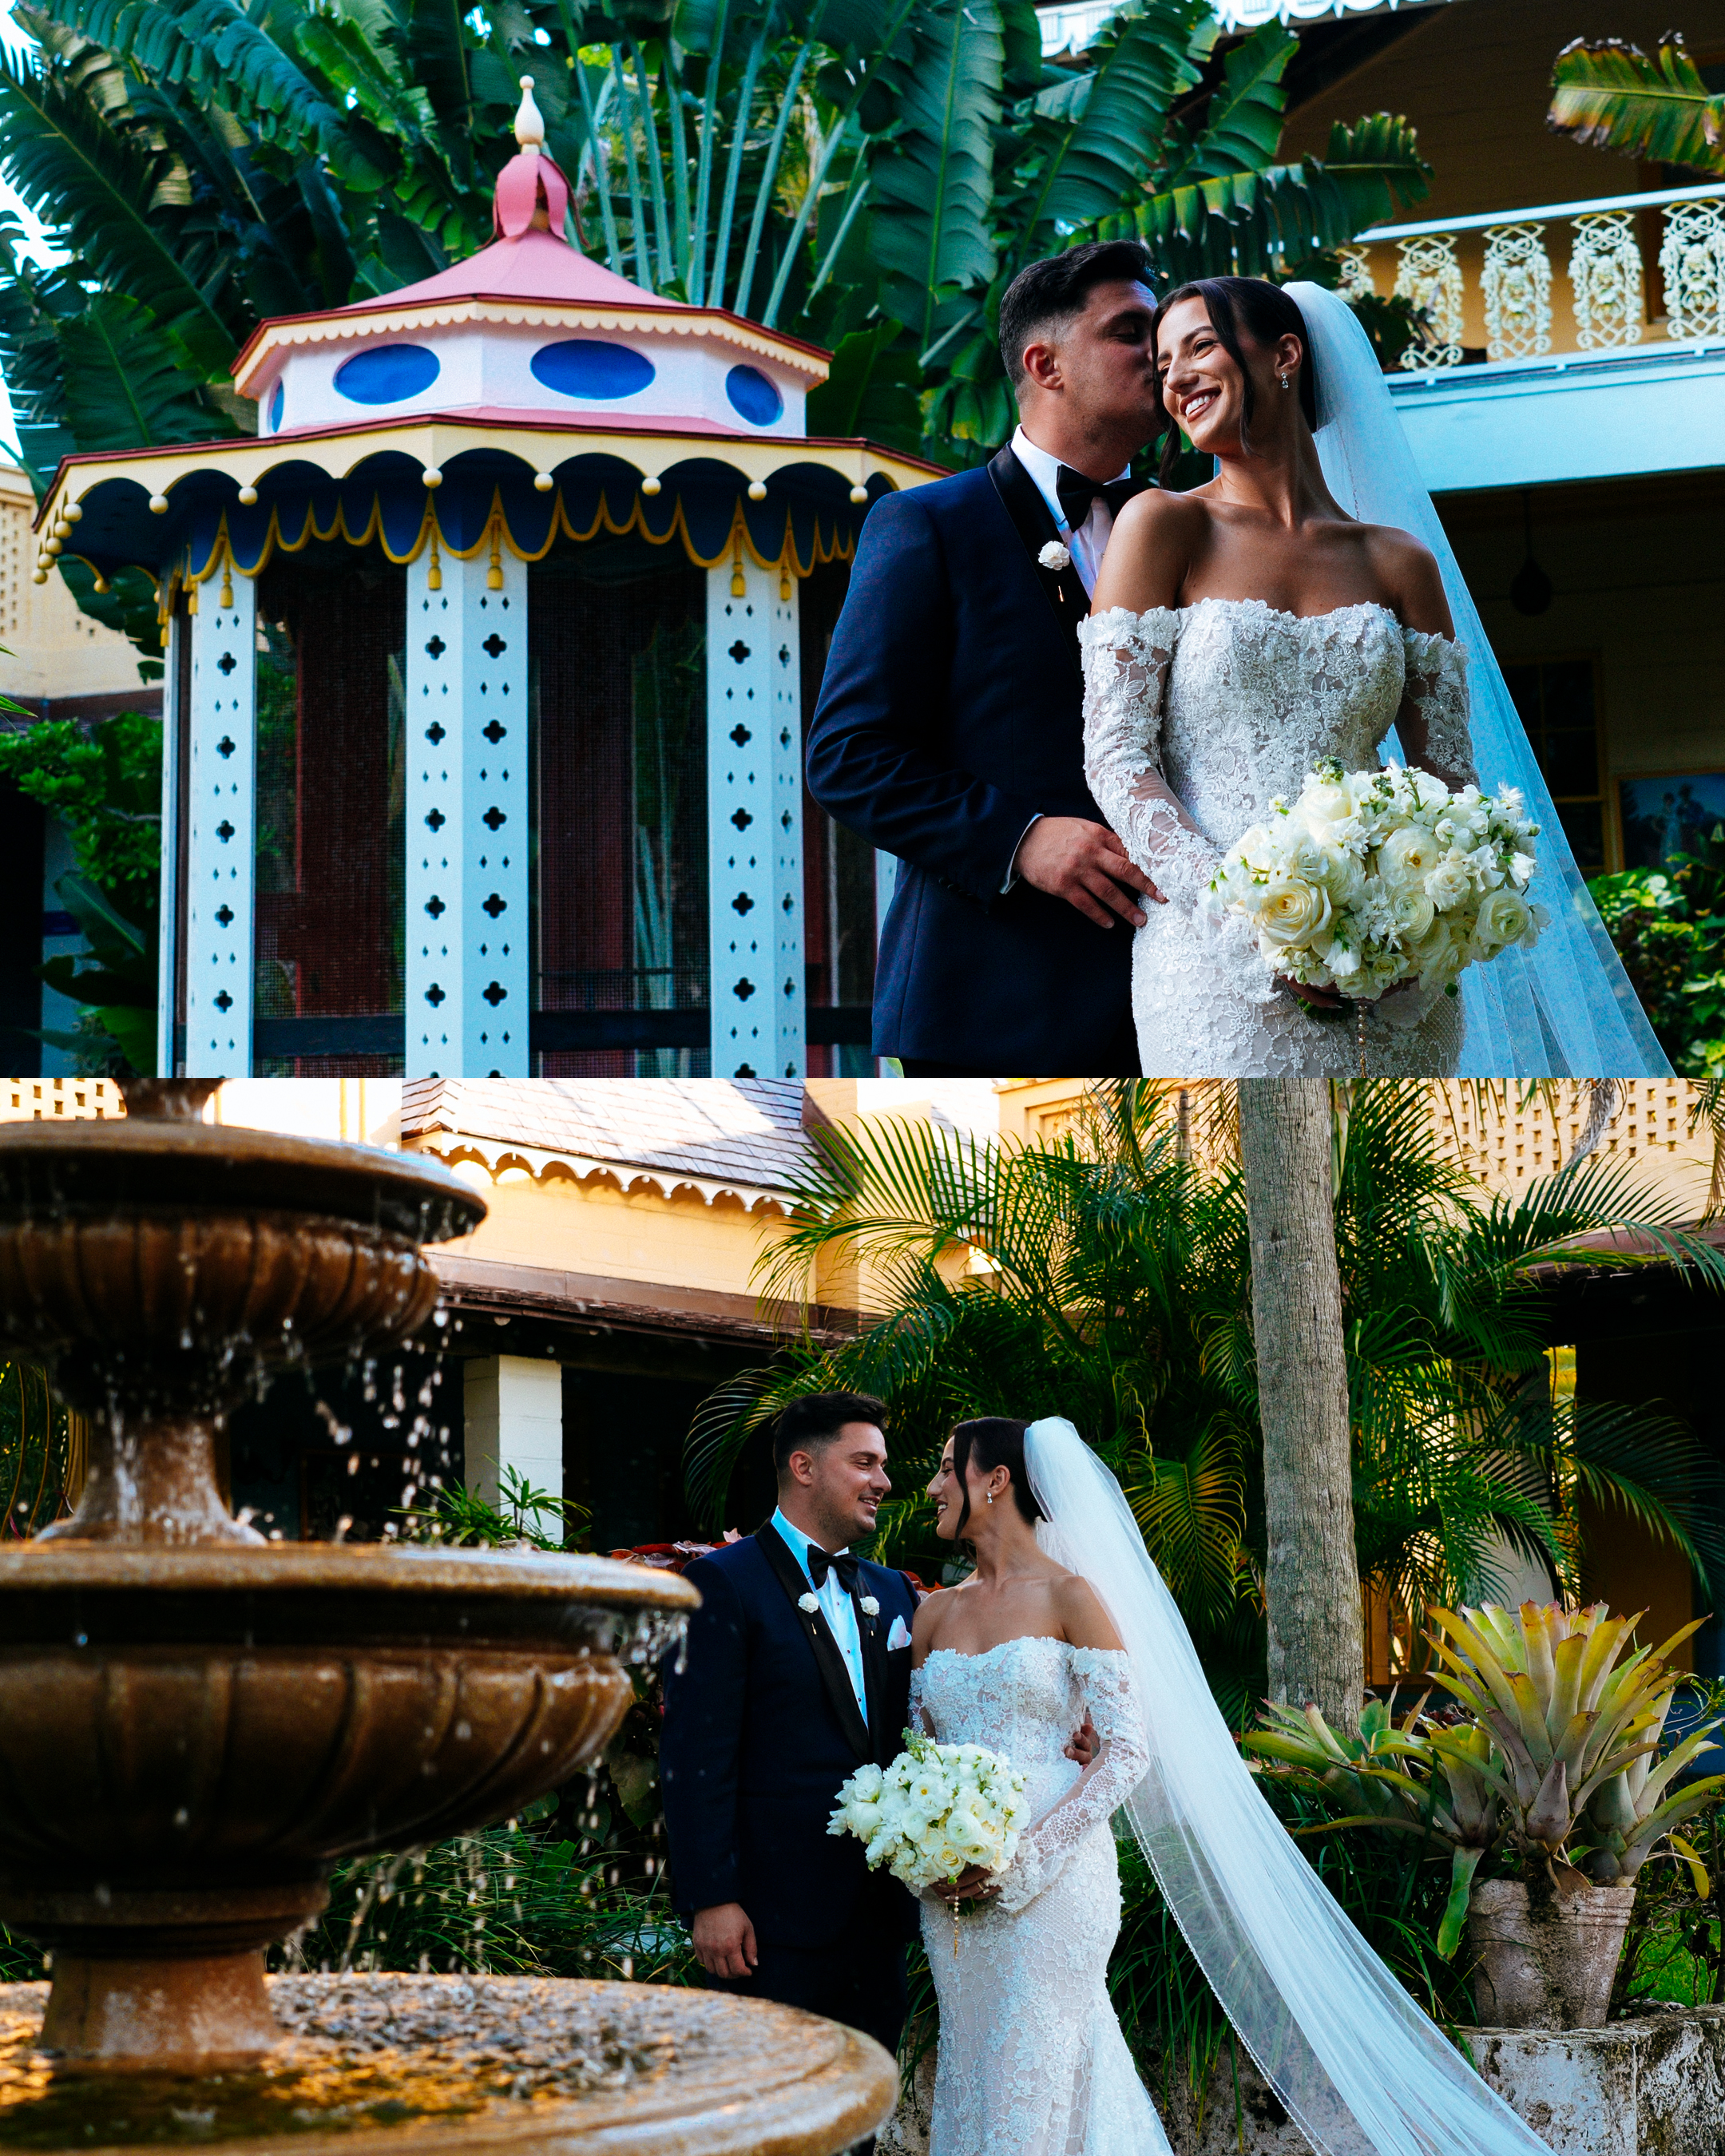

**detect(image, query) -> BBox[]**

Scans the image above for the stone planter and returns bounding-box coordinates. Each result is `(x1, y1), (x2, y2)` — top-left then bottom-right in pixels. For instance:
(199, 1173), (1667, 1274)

(1466, 1877), (1637, 2030)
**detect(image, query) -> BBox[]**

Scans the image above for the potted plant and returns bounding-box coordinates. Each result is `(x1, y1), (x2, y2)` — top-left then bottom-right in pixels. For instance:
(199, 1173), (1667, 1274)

(1247, 1603), (1725, 2030)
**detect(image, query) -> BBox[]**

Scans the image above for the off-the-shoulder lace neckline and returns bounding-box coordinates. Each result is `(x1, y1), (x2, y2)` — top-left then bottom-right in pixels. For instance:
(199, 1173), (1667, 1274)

(918, 1638), (1129, 1668)
(1087, 596), (1457, 644)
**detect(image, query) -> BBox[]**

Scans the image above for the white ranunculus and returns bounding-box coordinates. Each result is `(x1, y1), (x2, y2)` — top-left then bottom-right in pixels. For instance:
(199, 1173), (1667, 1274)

(1254, 876), (1332, 947)
(1473, 886), (1533, 956)
(1377, 824), (1441, 892)
(1390, 886), (1436, 941)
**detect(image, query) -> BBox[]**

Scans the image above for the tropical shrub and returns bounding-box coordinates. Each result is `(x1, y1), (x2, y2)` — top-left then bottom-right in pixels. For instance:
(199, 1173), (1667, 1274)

(1549, 31), (1725, 176)
(690, 1083), (1725, 1724)
(1590, 846), (1725, 1080)
(0, 0), (1431, 656)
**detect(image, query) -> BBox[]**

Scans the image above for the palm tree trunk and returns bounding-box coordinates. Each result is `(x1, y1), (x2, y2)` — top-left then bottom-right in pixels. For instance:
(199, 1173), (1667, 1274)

(1237, 1078), (1362, 1732)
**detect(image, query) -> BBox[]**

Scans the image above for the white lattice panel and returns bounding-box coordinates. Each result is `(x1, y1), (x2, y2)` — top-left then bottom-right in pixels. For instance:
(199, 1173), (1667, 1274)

(708, 553), (805, 1077)
(182, 577), (256, 1076)
(769, 577), (805, 1079)
(403, 536), (529, 1077)
(156, 612), (184, 1075)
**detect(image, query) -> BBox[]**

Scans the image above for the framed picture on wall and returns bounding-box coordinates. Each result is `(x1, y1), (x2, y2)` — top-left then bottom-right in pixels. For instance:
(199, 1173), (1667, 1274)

(1617, 773), (1725, 870)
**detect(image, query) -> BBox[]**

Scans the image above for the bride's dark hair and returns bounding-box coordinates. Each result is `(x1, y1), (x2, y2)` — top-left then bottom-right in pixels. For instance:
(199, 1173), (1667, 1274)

(1150, 276), (1319, 485)
(950, 1417), (1045, 1536)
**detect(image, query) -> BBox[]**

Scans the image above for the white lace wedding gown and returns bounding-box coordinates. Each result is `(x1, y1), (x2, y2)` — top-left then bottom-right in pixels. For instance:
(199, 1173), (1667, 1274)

(1081, 598), (1477, 1076)
(911, 1639), (1168, 2156)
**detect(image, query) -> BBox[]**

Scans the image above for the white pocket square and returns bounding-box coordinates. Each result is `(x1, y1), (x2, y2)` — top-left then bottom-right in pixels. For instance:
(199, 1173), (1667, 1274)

(886, 1615), (913, 1651)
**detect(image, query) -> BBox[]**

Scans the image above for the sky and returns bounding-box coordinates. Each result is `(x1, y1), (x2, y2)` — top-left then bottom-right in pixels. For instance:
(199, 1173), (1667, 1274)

(0, 2), (69, 459)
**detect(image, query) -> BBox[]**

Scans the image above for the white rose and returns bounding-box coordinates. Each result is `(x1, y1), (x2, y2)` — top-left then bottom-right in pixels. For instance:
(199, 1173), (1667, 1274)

(798, 1591), (819, 1614)
(1473, 886), (1533, 957)
(1037, 541), (1071, 572)
(846, 1798), (883, 1837)
(859, 1595), (880, 1616)
(1254, 876), (1332, 947)
(1303, 780), (1355, 826)
(1423, 852), (1473, 911)
(1413, 919), (1467, 992)
(850, 1762), (884, 1801)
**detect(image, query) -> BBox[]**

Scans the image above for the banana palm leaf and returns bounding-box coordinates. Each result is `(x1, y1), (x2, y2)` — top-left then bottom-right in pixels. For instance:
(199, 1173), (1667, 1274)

(58, 290), (216, 448)
(866, 0), (1004, 354)
(1549, 33), (1725, 176)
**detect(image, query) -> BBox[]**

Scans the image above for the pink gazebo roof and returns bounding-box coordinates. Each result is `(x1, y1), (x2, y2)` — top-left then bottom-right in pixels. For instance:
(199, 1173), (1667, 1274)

(344, 224), (690, 315)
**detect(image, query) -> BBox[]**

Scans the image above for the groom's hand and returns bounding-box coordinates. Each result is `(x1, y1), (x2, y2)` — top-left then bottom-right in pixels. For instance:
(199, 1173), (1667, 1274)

(1065, 1714), (1098, 1767)
(692, 1901), (758, 1979)
(1016, 817), (1163, 929)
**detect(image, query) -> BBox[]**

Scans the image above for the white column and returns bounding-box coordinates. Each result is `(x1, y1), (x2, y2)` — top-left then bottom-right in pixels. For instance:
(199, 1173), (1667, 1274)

(155, 612), (184, 1076)
(708, 551), (806, 1078)
(462, 1354), (563, 1510)
(182, 573), (256, 1077)
(403, 535), (529, 1077)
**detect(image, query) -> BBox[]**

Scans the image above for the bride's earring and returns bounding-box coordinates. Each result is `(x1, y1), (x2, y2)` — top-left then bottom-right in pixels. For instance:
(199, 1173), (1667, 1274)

(985, 1489), (995, 1505)
(1279, 371), (1291, 390)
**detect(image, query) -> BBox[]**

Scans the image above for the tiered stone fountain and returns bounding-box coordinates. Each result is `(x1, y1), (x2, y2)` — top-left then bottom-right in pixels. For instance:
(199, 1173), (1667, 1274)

(0, 1084), (893, 2153)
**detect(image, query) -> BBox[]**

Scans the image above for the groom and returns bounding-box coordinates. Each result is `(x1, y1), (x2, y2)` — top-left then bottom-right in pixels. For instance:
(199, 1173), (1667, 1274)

(660, 1393), (921, 2070)
(807, 240), (1168, 1076)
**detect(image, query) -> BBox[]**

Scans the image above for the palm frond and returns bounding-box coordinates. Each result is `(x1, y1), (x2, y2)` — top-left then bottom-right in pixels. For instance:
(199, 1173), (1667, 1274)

(1549, 33), (1725, 176)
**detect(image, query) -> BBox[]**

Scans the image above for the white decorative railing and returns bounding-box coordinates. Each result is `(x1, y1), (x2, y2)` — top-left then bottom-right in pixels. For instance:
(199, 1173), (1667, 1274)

(1347, 184), (1725, 369)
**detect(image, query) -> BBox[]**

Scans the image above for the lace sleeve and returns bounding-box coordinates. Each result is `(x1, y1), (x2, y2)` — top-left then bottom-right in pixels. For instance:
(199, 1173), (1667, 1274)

(1397, 628), (1477, 790)
(993, 1648), (1149, 1914)
(909, 1666), (934, 1736)
(1081, 607), (1219, 910)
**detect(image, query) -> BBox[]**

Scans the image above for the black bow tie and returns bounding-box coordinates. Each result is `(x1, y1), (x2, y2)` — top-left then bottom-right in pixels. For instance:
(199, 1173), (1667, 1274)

(1055, 466), (1139, 529)
(806, 1546), (860, 1595)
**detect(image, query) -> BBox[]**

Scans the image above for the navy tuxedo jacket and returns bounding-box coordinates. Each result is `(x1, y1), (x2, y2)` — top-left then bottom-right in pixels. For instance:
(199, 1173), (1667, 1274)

(659, 1528), (920, 1952)
(806, 446), (1136, 1069)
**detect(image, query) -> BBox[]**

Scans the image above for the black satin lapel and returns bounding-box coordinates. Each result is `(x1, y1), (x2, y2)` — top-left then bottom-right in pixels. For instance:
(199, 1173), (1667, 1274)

(858, 1578), (890, 1756)
(755, 1522), (873, 1761)
(986, 444), (1089, 671)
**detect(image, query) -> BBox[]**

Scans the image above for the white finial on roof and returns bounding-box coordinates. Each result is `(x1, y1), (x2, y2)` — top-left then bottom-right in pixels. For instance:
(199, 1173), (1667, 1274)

(514, 76), (545, 153)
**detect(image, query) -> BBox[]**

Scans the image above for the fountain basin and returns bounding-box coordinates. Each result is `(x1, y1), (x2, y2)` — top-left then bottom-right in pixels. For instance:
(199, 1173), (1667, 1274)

(0, 1549), (695, 2064)
(0, 1975), (898, 2154)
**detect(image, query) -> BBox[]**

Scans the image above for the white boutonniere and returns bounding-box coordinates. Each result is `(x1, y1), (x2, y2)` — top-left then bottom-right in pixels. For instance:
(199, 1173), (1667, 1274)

(859, 1595), (880, 1617)
(798, 1591), (819, 1614)
(1038, 541), (1072, 573)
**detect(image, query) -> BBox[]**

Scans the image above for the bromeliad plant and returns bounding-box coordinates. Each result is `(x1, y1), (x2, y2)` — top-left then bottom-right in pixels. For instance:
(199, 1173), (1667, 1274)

(1423, 1602), (1725, 1892)
(1246, 1694), (1501, 1959)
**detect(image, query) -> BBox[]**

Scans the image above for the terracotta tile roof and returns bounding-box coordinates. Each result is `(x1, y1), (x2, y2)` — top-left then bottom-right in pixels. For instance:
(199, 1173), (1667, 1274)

(400, 1078), (813, 1194)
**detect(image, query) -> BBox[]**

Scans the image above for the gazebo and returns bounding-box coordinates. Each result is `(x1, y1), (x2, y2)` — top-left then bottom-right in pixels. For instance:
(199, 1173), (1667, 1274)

(34, 85), (940, 1081)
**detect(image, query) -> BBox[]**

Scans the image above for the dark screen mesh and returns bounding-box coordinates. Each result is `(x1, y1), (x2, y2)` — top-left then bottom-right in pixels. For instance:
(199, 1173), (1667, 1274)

(530, 539), (709, 1076)
(254, 551), (406, 1076)
(799, 560), (874, 1076)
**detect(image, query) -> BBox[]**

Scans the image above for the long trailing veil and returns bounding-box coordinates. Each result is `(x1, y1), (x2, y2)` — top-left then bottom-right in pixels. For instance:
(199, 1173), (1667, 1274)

(1283, 279), (1668, 1079)
(1025, 1415), (1552, 2156)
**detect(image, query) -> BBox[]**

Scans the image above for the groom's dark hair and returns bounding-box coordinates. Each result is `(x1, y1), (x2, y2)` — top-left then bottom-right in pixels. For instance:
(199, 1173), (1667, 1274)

(998, 240), (1154, 392)
(772, 1391), (887, 1480)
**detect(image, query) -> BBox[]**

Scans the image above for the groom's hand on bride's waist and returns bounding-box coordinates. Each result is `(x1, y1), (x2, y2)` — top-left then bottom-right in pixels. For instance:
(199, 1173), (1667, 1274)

(692, 1901), (758, 1979)
(1015, 817), (1164, 929)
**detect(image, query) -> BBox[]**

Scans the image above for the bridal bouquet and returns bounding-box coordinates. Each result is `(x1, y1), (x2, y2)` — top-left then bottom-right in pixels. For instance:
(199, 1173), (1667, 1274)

(1205, 758), (1549, 1001)
(829, 1730), (1030, 1914)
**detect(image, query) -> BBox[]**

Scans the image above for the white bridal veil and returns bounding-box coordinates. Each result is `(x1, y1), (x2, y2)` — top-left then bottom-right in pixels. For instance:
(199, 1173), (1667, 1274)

(1283, 280), (1669, 1077)
(1025, 1416), (1552, 2156)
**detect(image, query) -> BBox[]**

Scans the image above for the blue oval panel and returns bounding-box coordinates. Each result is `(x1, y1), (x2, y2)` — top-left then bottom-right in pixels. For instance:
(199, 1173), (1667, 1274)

(727, 364), (783, 426)
(268, 381), (284, 431)
(333, 343), (440, 405)
(530, 340), (656, 400)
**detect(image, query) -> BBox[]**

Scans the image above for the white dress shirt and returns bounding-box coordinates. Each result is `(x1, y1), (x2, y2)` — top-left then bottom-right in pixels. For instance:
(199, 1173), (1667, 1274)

(1011, 424), (1131, 599)
(771, 1505), (868, 1720)
(999, 428), (1133, 890)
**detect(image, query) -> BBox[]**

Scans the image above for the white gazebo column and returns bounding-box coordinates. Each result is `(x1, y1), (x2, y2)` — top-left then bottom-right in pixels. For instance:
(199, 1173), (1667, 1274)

(156, 610), (184, 1076)
(707, 547), (805, 1079)
(404, 525), (530, 1078)
(462, 1354), (563, 1511)
(182, 569), (256, 1077)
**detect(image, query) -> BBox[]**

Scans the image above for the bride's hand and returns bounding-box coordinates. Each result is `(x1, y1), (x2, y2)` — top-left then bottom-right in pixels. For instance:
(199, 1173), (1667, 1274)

(932, 1865), (999, 1905)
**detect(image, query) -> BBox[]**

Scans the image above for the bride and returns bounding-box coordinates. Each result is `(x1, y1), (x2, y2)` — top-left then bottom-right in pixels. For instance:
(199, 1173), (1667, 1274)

(911, 1413), (1557, 2156)
(1082, 275), (1664, 1078)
